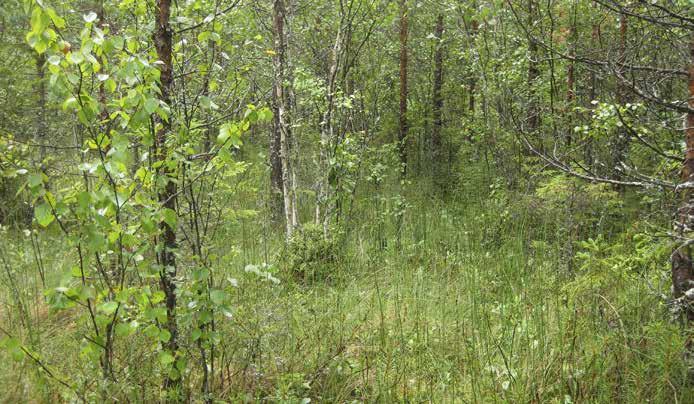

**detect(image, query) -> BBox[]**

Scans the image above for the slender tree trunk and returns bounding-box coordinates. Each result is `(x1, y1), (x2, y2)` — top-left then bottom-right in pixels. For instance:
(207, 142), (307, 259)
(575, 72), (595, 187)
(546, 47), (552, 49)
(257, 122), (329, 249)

(153, 0), (180, 393)
(566, 2), (576, 105)
(527, 0), (539, 135)
(285, 0), (299, 233)
(202, 40), (216, 154)
(586, 11), (600, 169)
(431, 14), (444, 182)
(613, 13), (629, 183)
(316, 15), (343, 237)
(97, 1), (108, 123)
(673, 34), (694, 325)
(398, 0), (409, 176)
(566, 0), (576, 146)
(270, 80), (284, 223)
(589, 8), (600, 104)
(272, 0), (296, 239)
(94, 3), (119, 379)
(617, 14), (627, 104)
(34, 53), (47, 164)
(468, 15), (478, 116)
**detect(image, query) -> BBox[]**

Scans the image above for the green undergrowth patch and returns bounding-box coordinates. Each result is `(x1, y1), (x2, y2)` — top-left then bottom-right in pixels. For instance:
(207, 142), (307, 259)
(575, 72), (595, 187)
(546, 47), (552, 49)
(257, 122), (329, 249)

(0, 177), (691, 402)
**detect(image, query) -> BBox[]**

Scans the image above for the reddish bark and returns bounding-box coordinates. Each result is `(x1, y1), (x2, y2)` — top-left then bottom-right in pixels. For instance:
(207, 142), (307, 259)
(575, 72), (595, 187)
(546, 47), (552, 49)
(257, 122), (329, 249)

(673, 34), (694, 323)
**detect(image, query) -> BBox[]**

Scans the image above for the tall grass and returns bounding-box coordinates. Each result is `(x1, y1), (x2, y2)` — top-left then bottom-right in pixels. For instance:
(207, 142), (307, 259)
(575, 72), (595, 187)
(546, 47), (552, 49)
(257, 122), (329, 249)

(0, 165), (691, 402)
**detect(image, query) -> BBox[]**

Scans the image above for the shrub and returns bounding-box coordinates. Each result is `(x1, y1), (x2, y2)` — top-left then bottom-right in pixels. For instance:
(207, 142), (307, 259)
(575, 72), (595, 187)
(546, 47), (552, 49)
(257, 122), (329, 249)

(279, 224), (341, 282)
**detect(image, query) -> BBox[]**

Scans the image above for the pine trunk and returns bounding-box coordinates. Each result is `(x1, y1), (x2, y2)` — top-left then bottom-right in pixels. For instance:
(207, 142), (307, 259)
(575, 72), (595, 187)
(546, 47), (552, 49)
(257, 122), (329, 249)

(673, 34), (694, 324)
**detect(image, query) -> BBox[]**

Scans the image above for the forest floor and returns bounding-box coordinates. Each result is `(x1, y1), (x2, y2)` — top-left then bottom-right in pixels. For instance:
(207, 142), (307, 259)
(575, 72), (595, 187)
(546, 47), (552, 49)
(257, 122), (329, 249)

(0, 174), (692, 402)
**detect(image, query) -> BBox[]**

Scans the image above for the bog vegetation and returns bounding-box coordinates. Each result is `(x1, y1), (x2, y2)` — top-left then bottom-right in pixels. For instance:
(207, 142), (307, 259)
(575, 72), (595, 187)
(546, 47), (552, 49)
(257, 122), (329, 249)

(0, 0), (693, 402)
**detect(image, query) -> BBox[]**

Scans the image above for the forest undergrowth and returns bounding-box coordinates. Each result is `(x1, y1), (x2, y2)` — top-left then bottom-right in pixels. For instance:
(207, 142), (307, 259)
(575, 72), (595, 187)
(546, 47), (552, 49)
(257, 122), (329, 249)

(0, 160), (690, 403)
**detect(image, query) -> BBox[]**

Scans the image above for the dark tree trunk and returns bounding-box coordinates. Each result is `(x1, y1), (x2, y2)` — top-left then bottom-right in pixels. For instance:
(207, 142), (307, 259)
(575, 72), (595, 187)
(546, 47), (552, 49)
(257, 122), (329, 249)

(153, 0), (180, 393)
(270, 102), (284, 221)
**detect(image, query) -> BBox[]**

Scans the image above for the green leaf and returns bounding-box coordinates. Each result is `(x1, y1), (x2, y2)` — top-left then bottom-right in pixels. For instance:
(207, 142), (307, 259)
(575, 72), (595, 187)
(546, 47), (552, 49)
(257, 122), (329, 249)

(217, 123), (241, 146)
(45, 7), (66, 29)
(143, 324), (160, 339)
(159, 329), (171, 343)
(200, 96), (218, 110)
(162, 208), (177, 229)
(77, 191), (91, 210)
(85, 226), (107, 252)
(158, 351), (175, 366)
(69, 52), (84, 65)
(2, 338), (25, 362)
(47, 55), (61, 65)
(28, 173), (43, 188)
(217, 124), (231, 144)
(34, 203), (55, 227)
(151, 291), (166, 304)
(258, 107), (273, 122)
(210, 289), (227, 306)
(105, 78), (117, 93)
(98, 301), (118, 315)
(197, 31), (210, 43)
(199, 310), (213, 324)
(144, 97), (159, 114)
(62, 96), (78, 110)
(115, 322), (134, 337)
(150, 307), (167, 323)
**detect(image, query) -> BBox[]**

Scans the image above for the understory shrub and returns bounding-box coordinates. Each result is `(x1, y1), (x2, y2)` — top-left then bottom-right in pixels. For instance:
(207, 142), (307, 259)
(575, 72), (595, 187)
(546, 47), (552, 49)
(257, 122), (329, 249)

(279, 224), (341, 282)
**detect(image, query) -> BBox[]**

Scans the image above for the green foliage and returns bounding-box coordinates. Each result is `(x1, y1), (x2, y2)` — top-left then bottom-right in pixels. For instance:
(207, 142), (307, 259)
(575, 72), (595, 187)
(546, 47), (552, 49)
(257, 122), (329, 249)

(279, 224), (341, 282)
(0, 0), (692, 401)
(0, 134), (31, 224)
(536, 174), (622, 224)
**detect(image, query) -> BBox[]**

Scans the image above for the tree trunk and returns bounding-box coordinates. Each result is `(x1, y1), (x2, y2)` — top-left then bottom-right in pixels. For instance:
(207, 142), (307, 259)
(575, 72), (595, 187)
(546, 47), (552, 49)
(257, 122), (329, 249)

(34, 53), (47, 164)
(527, 0), (539, 135)
(566, 0), (576, 146)
(153, 0), (180, 393)
(398, 0), (409, 176)
(613, 13), (629, 183)
(269, 70), (284, 223)
(316, 14), (343, 237)
(202, 40), (217, 154)
(617, 14), (627, 103)
(673, 34), (694, 324)
(585, 10), (600, 169)
(468, 15), (478, 116)
(431, 13), (444, 181)
(272, 0), (296, 239)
